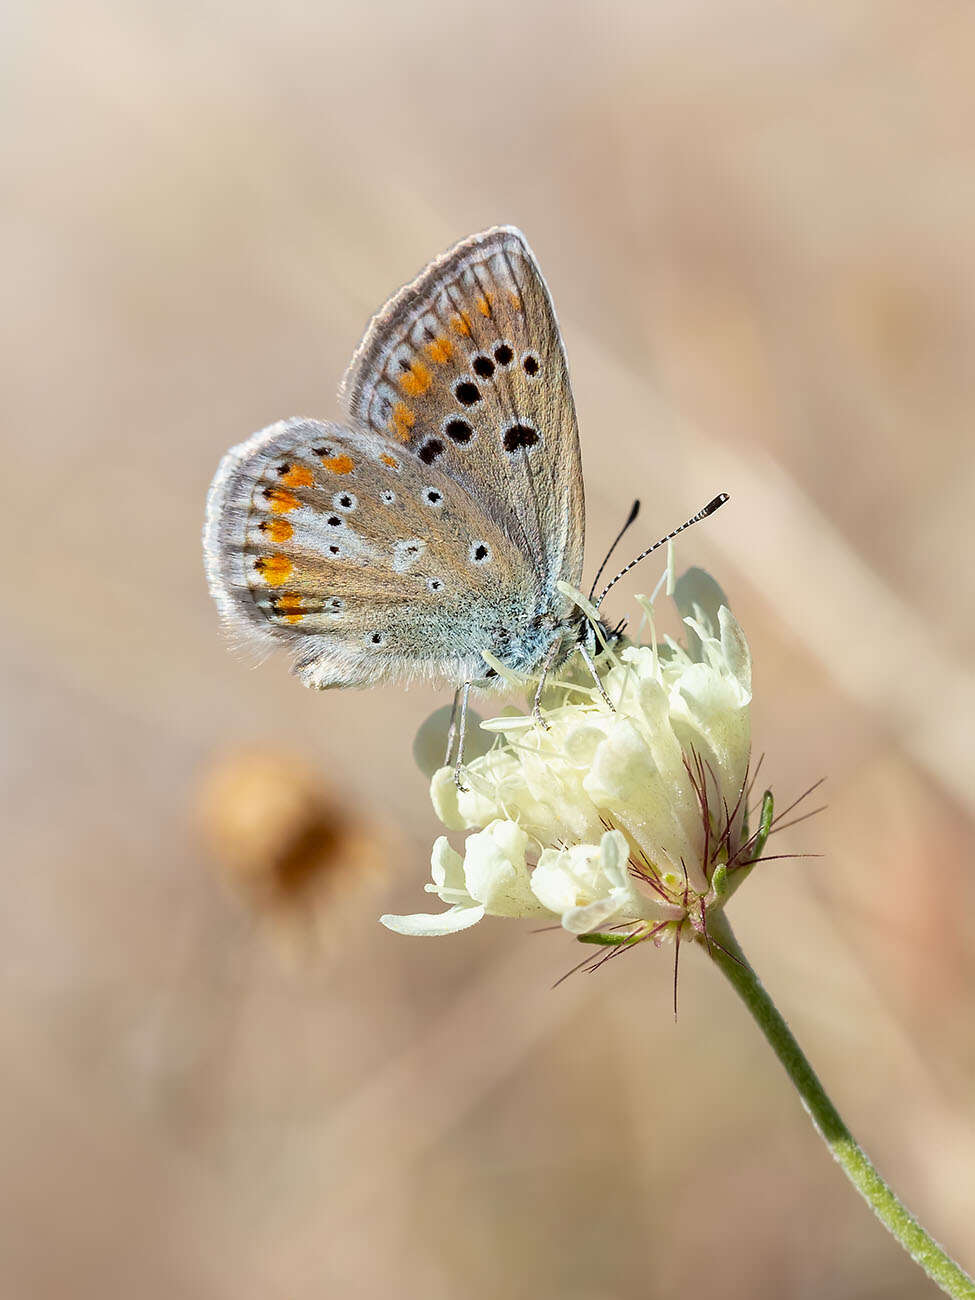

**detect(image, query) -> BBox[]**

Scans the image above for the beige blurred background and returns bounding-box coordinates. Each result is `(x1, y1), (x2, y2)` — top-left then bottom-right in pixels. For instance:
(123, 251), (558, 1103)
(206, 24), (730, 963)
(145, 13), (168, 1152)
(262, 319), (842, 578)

(3, 1), (974, 1296)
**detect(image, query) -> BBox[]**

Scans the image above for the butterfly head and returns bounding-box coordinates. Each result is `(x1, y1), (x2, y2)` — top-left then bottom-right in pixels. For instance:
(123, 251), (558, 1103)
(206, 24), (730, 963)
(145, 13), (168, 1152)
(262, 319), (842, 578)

(484, 594), (626, 683)
(522, 606), (626, 676)
(575, 612), (627, 667)
(592, 614), (627, 655)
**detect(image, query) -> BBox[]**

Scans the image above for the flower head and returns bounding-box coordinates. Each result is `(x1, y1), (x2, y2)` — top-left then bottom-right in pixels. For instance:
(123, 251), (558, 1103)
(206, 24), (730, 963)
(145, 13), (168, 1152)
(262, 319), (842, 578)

(381, 569), (772, 955)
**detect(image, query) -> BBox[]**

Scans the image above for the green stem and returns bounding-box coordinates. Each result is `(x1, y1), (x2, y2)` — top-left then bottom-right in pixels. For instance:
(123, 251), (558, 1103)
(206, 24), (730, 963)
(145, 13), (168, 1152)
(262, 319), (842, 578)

(706, 911), (974, 1300)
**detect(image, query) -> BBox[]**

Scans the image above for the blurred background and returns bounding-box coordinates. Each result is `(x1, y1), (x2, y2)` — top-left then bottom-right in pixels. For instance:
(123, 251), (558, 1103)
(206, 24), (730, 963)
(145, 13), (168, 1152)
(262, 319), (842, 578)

(3, 1), (974, 1295)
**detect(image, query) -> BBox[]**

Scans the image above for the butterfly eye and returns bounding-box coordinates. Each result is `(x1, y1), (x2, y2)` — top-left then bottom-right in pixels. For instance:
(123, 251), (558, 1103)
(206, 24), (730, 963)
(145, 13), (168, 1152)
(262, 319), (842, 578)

(454, 380), (481, 407)
(469, 541), (492, 566)
(493, 343), (513, 366)
(326, 514), (344, 528)
(325, 597), (345, 615)
(369, 632), (385, 645)
(426, 577), (444, 593)
(471, 354), (495, 379)
(522, 353), (540, 377)
(380, 489), (396, 505)
(332, 492), (357, 512)
(422, 487), (443, 508)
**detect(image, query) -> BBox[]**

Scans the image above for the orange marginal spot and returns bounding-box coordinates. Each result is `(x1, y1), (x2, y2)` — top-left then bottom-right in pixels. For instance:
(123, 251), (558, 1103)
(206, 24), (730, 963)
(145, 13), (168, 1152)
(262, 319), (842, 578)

(276, 594), (304, 624)
(400, 360), (433, 397)
(320, 453), (355, 475)
(476, 292), (494, 316)
(389, 402), (415, 442)
(259, 518), (293, 543)
(381, 453), (399, 468)
(426, 336), (453, 365)
(264, 487), (299, 514)
(450, 312), (471, 336)
(508, 291), (522, 311)
(255, 554), (293, 586)
(279, 464), (313, 488)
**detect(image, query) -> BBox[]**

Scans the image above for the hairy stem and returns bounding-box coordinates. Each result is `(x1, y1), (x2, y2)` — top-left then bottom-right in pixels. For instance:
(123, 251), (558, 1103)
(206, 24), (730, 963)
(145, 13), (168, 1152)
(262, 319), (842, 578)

(706, 911), (974, 1300)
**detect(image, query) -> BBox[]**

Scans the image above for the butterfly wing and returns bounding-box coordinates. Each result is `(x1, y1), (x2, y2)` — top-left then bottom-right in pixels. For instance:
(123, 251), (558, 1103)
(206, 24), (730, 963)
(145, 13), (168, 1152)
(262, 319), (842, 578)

(339, 226), (585, 598)
(204, 417), (536, 688)
(205, 228), (586, 690)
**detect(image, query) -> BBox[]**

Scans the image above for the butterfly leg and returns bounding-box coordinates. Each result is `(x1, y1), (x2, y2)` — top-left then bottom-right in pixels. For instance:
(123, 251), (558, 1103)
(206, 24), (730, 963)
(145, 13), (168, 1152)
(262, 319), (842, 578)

(577, 643), (616, 712)
(531, 640), (565, 731)
(452, 680), (473, 790)
(444, 684), (463, 769)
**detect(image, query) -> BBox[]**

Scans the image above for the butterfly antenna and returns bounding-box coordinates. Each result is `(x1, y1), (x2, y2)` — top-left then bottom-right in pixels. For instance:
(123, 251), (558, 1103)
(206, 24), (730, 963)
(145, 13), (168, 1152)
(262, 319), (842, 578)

(593, 494), (729, 609)
(588, 499), (641, 601)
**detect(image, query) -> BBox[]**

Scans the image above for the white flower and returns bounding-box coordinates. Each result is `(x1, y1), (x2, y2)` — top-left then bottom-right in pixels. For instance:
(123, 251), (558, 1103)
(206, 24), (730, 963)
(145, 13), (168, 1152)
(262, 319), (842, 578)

(531, 829), (660, 934)
(380, 819), (544, 935)
(384, 569), (768, 949)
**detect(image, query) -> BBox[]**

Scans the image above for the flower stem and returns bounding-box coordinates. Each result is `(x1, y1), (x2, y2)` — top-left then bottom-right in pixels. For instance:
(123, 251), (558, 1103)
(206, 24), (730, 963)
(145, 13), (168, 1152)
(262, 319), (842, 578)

(705, 911), (975, 1300)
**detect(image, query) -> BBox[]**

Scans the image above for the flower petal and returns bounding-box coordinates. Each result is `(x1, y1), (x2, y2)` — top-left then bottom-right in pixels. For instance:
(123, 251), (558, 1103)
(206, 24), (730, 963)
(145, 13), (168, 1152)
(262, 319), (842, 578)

(463, 820), (542, 917)
(379, 904), (486, 936)
(562, 895), (628, 934)
(430, 835), (466, 896)
(530, 843), (603, 913)
(530, 830), (652, 931)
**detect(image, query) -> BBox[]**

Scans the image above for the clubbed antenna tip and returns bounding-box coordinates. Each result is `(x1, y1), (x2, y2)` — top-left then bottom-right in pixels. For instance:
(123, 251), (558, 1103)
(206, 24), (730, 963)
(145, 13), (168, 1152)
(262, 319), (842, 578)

(594, 492), (731, 609)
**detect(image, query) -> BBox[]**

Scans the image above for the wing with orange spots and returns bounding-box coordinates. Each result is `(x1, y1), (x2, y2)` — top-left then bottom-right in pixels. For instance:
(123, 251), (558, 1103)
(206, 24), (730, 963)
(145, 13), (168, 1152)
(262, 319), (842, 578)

(339, 226), (585, 597)
(204, 417), (535, 688)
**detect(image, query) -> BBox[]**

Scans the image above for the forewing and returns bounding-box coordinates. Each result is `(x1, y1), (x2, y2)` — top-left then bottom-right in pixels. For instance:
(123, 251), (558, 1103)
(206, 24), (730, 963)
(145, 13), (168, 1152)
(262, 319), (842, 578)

(339, 226), (585, 594)
(204, 417), (532, 688)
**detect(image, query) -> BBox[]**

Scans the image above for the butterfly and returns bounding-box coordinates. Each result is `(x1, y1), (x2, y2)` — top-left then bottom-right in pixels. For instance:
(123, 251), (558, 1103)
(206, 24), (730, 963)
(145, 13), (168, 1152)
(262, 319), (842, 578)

(204, 226), (726, 763)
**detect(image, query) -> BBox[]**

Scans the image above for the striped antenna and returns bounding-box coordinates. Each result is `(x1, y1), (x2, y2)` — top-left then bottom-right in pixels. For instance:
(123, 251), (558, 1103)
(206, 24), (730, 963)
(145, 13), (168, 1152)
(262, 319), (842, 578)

(588, 498), (641, 601)
(593, 493), (729, 609)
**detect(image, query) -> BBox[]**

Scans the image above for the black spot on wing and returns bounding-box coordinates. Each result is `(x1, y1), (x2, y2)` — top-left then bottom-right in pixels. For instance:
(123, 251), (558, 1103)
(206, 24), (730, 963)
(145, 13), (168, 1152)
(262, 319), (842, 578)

(445, 419), (473, 444)
(502, 423), (539, 453)
(419, 439), (444, 464)
(455, 380), (480, 407)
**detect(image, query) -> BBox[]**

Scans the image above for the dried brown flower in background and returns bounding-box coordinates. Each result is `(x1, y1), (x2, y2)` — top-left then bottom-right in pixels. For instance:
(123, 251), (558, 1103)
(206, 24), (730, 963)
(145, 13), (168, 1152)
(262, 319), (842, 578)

(197, 747), (387, 961)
